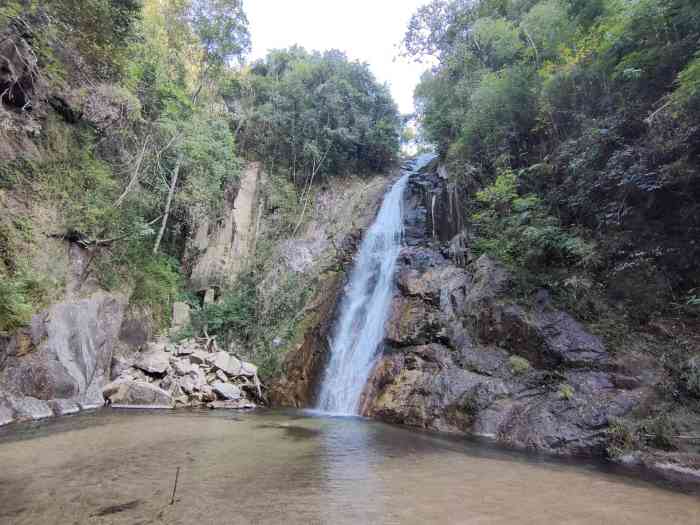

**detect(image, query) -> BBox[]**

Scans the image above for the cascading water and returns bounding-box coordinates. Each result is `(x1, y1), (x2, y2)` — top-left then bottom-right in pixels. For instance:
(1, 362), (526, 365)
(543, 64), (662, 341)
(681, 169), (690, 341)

(317, 155), (434, 415)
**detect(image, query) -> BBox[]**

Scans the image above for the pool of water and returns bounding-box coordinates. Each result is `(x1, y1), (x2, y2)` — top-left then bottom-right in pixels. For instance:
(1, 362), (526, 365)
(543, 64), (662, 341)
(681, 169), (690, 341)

(0, 409), (697, 524)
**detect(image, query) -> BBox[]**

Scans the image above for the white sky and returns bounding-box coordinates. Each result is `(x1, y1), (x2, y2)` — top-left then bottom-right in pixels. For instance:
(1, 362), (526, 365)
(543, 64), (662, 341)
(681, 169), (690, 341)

(245, 0), (430, 114)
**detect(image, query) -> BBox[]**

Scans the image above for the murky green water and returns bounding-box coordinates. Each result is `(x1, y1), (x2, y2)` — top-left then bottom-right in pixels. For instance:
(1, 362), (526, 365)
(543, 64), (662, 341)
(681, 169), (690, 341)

(0, 409), (697, 524)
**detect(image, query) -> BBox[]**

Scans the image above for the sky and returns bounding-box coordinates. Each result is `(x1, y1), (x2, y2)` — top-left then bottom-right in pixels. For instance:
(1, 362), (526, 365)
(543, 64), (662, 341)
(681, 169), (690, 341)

(245, 0), (431, 114)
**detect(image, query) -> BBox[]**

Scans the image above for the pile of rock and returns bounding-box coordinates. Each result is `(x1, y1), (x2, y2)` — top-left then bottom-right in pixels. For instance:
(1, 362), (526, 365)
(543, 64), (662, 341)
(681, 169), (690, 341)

(103, 339), (262, 410)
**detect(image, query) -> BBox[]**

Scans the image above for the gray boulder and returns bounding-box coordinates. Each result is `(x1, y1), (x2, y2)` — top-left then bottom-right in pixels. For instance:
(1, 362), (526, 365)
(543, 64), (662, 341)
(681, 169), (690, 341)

(170, 302), (191, 337)
(0, 396), (15, 426)
(209, 352), (242, 376)
(208, 399), (256, 410)
(103, 380), (173, 408)
(134, 350), (170, 375)
(8, 395), (53, 420)
(189, 349), (210, 364)
(212, 382), (241, 400)
(172, 359), (194, 376)
(240, 361), (258, 377)
(48, 398), (81, 416)
(0, 292), (125, 408)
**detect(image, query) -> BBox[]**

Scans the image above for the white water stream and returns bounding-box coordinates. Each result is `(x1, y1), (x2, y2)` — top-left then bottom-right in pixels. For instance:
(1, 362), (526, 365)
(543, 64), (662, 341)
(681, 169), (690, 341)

(317, 156), (433, 415)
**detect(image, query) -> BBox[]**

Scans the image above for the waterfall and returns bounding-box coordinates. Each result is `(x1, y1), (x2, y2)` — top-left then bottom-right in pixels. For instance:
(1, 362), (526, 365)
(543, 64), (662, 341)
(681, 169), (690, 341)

(316, 155), (434, 415)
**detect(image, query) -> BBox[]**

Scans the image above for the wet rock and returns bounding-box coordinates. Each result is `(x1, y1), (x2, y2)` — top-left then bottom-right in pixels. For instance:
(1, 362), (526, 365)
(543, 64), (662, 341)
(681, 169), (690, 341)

(0, 396), (15, 426)
(385, 296), (443, 347)
(209, 351), (242, 376)
(48, 399), (81, 416)
(208, 399), (256, 410)
(212, 382), (241, 400)
(104, 380), (173, 408)
(134, 350), (170, 375)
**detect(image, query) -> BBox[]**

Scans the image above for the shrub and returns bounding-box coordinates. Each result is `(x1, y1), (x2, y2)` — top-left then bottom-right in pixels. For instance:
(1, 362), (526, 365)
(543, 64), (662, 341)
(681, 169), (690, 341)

(509, 355), (531, 375)
(129, 253), (183, 328)
(471, 168), (598, 268)
(191, 271), (258, 346)
(606, 419), (637, 458)
(558, 383), (574, 400)
(0, 278), (33, 333)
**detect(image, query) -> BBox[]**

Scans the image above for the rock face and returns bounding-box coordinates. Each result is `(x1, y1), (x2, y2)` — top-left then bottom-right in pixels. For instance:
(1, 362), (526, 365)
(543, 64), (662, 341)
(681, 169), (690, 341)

(273, 162), (658, 458)
(188, 162), (263, 297)
(268, 271), (345, 407)
(0, 292), (126, 425)
(358, 167), (649, 456)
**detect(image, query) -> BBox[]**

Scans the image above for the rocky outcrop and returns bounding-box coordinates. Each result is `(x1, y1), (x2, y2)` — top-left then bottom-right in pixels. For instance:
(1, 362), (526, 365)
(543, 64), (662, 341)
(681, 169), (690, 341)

(0, 292), (126, 424)
(269, 271), (345, 407)
(188, 162), (263, 299)
(356, 165), (656, 456)
(362, 251), (645, 455)
(104, 339), (261, 410)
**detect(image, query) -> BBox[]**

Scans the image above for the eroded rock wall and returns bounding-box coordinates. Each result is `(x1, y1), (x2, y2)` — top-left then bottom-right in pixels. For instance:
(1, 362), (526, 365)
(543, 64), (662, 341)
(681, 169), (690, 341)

(188, 162), (263, 297)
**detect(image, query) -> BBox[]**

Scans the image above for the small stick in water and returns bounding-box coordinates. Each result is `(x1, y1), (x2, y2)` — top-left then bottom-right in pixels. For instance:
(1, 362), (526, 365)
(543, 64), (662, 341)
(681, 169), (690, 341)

(170, 467), (180, 505)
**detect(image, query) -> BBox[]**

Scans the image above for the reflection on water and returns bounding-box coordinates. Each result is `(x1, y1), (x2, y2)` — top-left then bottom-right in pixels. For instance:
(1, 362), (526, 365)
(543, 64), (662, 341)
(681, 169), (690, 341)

(0, 409), (698, 524)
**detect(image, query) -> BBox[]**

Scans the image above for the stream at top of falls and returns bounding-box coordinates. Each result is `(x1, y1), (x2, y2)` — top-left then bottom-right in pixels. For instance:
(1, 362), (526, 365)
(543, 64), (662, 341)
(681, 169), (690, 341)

(0, 409), (697, 524)
(316, 155), (434, 415)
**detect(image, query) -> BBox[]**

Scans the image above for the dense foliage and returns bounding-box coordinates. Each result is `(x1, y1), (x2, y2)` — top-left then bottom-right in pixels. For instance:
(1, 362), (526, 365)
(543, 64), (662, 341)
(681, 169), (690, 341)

(0, 0), (401, 333)
(222, 47), (400, 183)
(406, 0), (700, 318)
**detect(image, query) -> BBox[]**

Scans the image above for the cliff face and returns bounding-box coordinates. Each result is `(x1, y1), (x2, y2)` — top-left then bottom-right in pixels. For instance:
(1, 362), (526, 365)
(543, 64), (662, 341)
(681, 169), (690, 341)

(187, 162), (264, 300)
(272, 161), (700, 482)
(360, 163), (700, 481)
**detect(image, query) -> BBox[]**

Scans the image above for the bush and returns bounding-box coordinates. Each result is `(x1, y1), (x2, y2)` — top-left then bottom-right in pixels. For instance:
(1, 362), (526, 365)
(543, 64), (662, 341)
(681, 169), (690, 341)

(128, 252), (183, 327)
(558, 383), (574, 400)
(191, 271), (258, 346)
(509, 355), (531, 375)
(606, 419), (637, 457)
(471, 168), (598, 268)
(0, 278), (33, 333)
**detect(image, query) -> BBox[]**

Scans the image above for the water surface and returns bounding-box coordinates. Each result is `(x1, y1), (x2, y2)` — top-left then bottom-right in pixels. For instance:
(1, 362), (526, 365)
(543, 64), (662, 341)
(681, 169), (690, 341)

(0, 409), (697, 524)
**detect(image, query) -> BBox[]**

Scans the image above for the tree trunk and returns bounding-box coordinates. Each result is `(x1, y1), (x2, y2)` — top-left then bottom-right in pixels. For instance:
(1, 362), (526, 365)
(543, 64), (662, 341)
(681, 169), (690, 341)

(153, 154), (182, 255)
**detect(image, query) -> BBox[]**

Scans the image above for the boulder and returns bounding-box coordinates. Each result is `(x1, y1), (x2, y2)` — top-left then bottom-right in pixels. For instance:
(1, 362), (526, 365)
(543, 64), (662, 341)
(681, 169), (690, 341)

(171, 359), (194, 376)
(170, 302), (191, 336)
(110, 356), (134, 380)
(179, 376), (196, 395)
(48, 399), (81, 416)
(0, 396), (15, 426)
(134, 350), (170, 375)
(103, 380), (173, 408)
(209, 352), (242, 376)
(216, 369), (228, 382)
(208, 399), (256, 410)
(240, 361), (258, 377)
(0, 292), (125, 408)
(8, 395), (53, 420)
(189, 350), (210, 364)
(212, 382), (241, 400)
